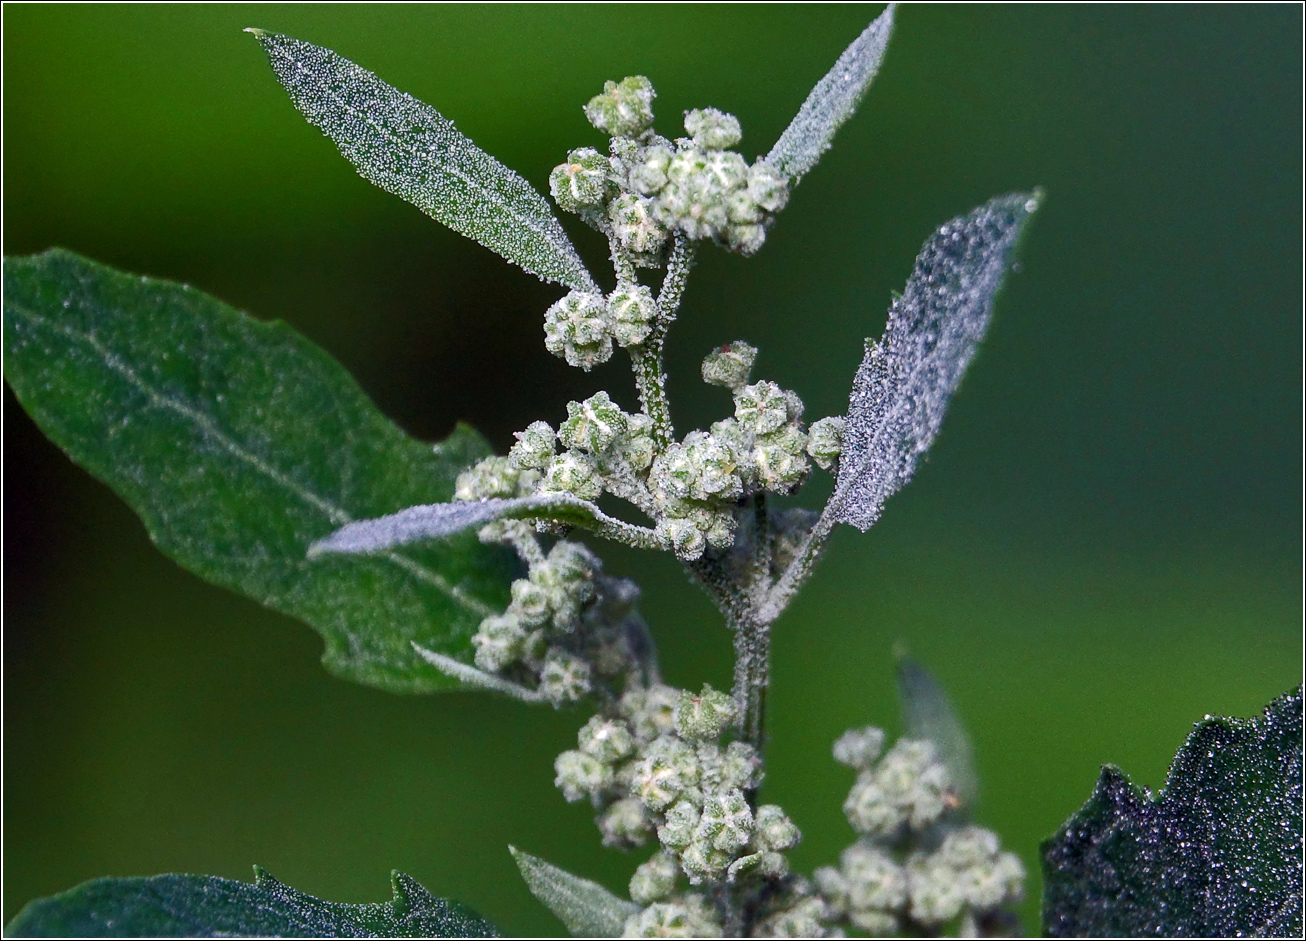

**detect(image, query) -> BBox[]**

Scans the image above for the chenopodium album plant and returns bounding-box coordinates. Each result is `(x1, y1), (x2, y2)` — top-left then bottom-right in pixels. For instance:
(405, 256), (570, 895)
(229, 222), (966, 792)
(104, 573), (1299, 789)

(9, 6), (1291, 939)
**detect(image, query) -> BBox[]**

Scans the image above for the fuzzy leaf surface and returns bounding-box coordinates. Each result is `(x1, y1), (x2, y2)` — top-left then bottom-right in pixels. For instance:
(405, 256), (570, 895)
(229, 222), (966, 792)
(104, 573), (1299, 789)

(310, 495), (633, 556)
(829, 191), (1039, 531)
(3, 250), (513, 694)
(1042, 687), (1304, 937)
(765, 4), (895, 182)
(897, 656), (978, 809)
(510, 847), (637, 938)
(250, 30), (598, 293)
(5, 867), (497, 938)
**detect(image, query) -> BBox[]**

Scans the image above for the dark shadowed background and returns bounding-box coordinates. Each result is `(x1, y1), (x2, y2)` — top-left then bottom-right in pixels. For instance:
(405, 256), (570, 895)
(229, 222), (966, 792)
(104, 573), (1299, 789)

(4, 4), (1301, 934)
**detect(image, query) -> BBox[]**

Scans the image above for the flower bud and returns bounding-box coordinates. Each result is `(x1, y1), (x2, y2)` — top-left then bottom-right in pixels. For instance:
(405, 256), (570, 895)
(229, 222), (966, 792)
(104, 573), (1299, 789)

(622, 898), (722, 938)
(752, 438), (810, 495)
(538, 648), (592, 704)
(471, 612), (527, 672)
(621, 683), (679, 741)
(578, 715), (635, 764)
(607, 281), (660, 348)
(560, 391), (628, 454)
(609, 195), (669, 257)
(549, 147), (613, 213)
(630, 737), (699, 812)
(540, 451), (604, 501)
(508, 420), (557, 470)
(684, 108), (742, 150)
(754, 896), (828, 937)
(629, 144), (673, 195)
(832, 725), (884, 771)
(598, 796), (655, 849)
(701, 341), (757, 391)
(697, 787), (753, 853)
(747, 160), (790, 213)
(717, 741), (764, 792)
(618, 412), (657, 472)
(841, 843), (908, 926)
(656, 517), (705, 561)
(726, 223), (767, 256)
(629, 850), (680, 905)
(454, 456), (520, 501)
(674, 684), (736, 741)
(751, 805), (801, 852)
(543, 291), (612, 371)
(806, 416), (845, 471)
(585, 76), (656, 137)
(554, 749), (613, 803)
(734, 381), (790, 435)
(680, 839), (732, 885)
(509, 577), (552, 628)
(657, 799), (701, 852)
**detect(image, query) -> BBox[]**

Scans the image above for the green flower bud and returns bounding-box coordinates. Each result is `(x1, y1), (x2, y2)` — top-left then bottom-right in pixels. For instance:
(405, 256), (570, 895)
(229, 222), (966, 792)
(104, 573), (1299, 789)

(657, 799), (701, 852)
(538, 648), (592, 704)
(717, 741), (763, 792)
(578, 715), (635, 764)
(619, 412), (657, 472)
(813, 866), (851, 916)
(702, 150), (749, 189)
(631, 737), (699, 812)
(543, 290), (613, 371)
(510, 577), (552, 627)
(585, 75), (656, 137)
(754, 896), (828, 938)
(701, 341), (757, 391)
(783, 390), (805, 423)
(751, 805), (801, 852)
(471, 612), (526, 672)
(879, 738), (953, 831)
(680, 839), (732, 885)
(697, 787), (753, 853)
(841, 843), (908, 924)
(735, 381), (790, 435)
(629, 144), (673, 195)
(607, 281), (661, 348)
(656, 516), (706, 561)
(651, 431), (743, 503)
(609, 195), (669, 257)
(726, 223), (768, 256)
(752, 438), (810, 495)
(621, 683), (679, 742)
(726, 189), (763, 225)
(554, 748), (614, 803)
(684, 108), (742, 150)
(621, 898), (723, 938)
(598, 796), (655, 849)
(509, 420), (557, 470)
(629, 851), (680, 906)
(560, 391), (629, 454)
(832, 725), (884, 771)
(806, 416), (845, 471)
(929, 826), (1025, 912)
(549, 147), (614, 213)
(541, 450), (604, 501)
(454, 456), (520, 501)
(674, 684), (736, 741)
(747, 160), (790, 213)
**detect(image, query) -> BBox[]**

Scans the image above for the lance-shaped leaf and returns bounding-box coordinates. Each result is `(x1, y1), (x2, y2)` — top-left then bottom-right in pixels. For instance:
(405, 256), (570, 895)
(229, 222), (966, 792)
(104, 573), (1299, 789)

(309, 495), (660, 557)
(765, 4), (896, 182)
(510, 847), (637, 938)
(4, 249), (514, 695)
(897, 656), (978, 810)
(828, 191), (1039, 531)
(249, 30), (599, 294)
(1042, 687), (1303, 938)
(5, 867), (497, 938)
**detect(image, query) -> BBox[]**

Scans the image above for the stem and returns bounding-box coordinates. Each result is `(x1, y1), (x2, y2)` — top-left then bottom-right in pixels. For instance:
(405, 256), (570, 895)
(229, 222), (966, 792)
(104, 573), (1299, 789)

(631, 346), (674, 449)
(731, 609), (770, 753)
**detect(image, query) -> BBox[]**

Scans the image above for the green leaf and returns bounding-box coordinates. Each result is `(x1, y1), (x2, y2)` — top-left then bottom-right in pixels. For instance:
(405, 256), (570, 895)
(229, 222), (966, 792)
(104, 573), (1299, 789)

(765, 4), (895, 182)
(509, 847), (637, 938)
(3, 249), (514, 694)
(1042, 687), (1304, 938)
(5, 867), (497, 938)
(249, 29), (599, 294)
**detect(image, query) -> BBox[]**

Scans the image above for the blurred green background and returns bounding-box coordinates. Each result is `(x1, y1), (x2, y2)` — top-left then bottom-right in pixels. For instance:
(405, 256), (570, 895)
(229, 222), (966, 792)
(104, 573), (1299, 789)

(4, 4), (1300, 935)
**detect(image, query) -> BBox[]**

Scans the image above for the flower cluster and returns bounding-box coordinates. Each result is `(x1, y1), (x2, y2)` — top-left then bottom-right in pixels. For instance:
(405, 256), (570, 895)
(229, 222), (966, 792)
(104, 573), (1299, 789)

(550, 75), (790, 264)
(542, 284), (660, 371)
(812, 726), (1025, 936)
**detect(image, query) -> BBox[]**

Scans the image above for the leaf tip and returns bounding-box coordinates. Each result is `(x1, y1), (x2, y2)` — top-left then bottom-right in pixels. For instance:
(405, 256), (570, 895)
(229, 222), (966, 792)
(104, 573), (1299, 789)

(243, 27), (267, 37)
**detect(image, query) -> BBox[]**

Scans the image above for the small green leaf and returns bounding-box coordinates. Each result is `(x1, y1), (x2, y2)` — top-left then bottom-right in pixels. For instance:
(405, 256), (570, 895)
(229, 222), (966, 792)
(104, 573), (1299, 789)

(509, 846), (638, 938)
(249, 30), (599, 294)
(765, 4), (896, 182)
(3, 250), (514, 694)
(5, 867), (497, 938)
(1042, 687), (1304, 938)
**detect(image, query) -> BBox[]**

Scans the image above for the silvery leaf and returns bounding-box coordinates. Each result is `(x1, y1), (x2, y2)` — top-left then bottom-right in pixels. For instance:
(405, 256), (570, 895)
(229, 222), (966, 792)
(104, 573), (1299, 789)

(765, 4), (896, 182)
(250, 30), (599, 293)
(510, 847), (637, 938)
(829, 191), (1040, 531)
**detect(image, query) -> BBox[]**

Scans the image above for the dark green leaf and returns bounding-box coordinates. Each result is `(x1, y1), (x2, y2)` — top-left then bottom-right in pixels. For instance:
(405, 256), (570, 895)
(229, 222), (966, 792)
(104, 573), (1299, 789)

(510, 847), (637, 938)
(5, 867), (497, 938)
(1042, 687), (1304, 937)
(249, 30), (599, 294)
(3, 249), (513, 694)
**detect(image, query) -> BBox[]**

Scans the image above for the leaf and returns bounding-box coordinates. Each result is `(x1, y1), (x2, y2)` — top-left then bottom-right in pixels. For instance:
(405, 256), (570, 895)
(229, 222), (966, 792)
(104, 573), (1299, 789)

(896, 656), (978, 809)
(765, 4), (896, 182)
(309, 495), (657, 557)
(3, 249), (514, 694)
(249, 30), (599, 294)
(1041, 687), (1304, 938)
(509, 847), (638, 938)
(5, 867), (497, 938)
(828, 191), (1040, 531)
